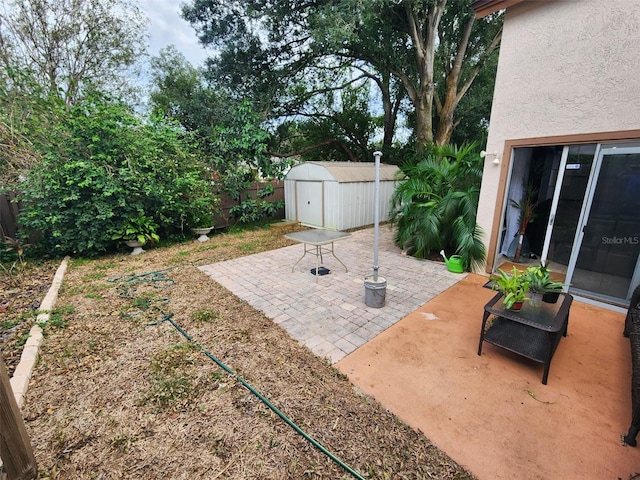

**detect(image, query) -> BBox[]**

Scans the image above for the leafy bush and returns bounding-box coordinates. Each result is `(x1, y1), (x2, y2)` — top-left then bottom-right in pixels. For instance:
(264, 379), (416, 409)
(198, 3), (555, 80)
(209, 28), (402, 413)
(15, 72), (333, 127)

(230, 198), (285, 224)
(208, 101), (292, 202)
(184, 194), (217, 228)
(111, 215), (160, 245)
(390, 143), (486, 271)
(228, 183), (284, 224)
(18, 92), (216, 255)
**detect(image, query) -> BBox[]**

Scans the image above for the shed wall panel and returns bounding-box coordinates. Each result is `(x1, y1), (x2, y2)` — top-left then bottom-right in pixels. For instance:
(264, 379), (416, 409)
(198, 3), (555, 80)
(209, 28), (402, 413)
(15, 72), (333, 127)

(284, 179), (297, 222)
(339, 183), (371, 230)
(322, 182), (339, 230)
(379, 182), (396, 221)
(331, 181), (396, 230)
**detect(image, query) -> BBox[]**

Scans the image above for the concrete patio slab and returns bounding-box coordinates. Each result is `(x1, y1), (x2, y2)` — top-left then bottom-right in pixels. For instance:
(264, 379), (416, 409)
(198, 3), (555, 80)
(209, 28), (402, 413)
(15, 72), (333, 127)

(199, 226), (640, 479)
(337, 273), (640, 480)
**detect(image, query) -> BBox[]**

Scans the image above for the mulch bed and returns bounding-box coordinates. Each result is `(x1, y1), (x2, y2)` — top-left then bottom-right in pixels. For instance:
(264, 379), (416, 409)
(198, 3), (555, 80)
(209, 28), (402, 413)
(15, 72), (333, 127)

(1, 260), (60, 376)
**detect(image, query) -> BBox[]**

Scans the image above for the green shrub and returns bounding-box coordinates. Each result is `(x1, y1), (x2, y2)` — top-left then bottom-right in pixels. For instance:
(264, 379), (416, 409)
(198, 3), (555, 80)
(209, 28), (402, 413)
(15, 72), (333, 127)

(18, 92), (216, 255)
(230, 197), (284, 224)
(390, 143), (486, 271)
(111, 215), (160, 245)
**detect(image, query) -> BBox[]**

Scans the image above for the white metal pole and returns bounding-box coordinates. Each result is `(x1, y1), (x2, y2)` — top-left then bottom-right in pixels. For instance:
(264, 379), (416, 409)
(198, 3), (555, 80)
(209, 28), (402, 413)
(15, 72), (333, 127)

(373, 151), (382, 281)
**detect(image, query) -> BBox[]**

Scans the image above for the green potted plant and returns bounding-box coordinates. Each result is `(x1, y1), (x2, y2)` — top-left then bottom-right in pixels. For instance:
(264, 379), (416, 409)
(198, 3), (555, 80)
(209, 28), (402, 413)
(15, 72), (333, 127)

(525, 263), (565, 304)
(190, 213), (215, 242)
(507, 184), (537, 262)
(112, 215), (160, 255)
(186, 197), (217, 242)
(492, 267), (530, 310)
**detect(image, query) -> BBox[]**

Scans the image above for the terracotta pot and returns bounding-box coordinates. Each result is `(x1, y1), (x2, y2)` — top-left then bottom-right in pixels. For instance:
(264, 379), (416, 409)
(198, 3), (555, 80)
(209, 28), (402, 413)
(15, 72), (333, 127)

(509, 301), (524, 311)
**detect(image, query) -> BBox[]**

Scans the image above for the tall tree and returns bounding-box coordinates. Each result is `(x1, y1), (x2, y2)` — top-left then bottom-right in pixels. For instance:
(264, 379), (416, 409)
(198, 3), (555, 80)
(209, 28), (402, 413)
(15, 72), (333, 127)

(274, 84), (379, 162)
(149, 48), (291, 204)
(181, 0), (502, 151)
(431, 0), (502, 145)
(0, 67), (58, 184)
(149, 46), (222, 136)
(0, 0), (148, 104)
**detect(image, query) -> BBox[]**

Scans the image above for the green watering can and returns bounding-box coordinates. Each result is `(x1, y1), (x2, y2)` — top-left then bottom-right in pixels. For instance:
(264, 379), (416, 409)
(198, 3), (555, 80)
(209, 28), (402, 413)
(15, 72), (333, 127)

(440, 250), (464, 273)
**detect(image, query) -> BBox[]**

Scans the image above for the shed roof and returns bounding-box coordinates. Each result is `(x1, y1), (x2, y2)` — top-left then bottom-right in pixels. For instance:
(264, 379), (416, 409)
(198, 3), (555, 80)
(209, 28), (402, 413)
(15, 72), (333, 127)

(286, 161), (399, 183)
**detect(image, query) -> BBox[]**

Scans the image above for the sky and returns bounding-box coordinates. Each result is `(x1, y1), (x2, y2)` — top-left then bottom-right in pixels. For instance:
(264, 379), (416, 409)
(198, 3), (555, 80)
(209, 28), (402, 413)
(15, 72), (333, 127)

(137, 0), (210, 67)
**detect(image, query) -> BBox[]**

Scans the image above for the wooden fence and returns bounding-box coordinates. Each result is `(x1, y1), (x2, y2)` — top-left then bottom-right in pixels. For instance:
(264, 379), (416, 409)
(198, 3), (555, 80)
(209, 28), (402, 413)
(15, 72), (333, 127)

(213, 179), (285, 229)
(0, 191), (20, 241)
(0, 180), (285, 241)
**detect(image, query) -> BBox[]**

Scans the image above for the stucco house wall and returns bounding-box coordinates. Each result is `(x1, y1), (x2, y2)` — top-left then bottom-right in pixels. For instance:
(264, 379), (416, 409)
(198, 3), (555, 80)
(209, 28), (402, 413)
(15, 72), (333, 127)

(477, 0), (640, 266)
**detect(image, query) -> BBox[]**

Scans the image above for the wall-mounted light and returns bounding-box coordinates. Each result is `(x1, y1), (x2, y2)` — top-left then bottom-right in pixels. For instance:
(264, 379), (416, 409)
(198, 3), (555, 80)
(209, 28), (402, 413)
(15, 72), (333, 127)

(480, 150), (501, 165)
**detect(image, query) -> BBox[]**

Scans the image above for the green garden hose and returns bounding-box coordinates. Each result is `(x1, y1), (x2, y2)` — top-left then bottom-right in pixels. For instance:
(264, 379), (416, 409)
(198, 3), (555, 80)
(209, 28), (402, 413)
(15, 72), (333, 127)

(112, 269), (366, 480)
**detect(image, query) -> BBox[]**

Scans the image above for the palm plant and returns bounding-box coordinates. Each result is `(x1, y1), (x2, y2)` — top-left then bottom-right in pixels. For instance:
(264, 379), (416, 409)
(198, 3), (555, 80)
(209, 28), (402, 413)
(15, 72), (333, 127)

(389, 143), (486, 271)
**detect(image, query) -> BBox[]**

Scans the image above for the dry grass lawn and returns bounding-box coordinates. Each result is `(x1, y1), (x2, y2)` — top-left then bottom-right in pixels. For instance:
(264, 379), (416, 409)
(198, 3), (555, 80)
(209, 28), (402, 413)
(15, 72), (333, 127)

(4, 224), (475, 479)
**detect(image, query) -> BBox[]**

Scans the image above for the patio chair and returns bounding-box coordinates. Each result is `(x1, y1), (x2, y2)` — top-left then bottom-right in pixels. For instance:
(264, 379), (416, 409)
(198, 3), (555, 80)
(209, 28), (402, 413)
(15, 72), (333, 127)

(624, 283), (640, 337)
(623, 285), (640, 446)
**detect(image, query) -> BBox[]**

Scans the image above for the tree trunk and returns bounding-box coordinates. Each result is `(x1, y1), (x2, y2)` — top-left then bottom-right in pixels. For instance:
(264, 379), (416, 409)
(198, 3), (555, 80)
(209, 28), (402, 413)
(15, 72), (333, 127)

(414, 101), (434, 150)
(435, 16), (502, 145)
(380, 74), (400, 152)
(434, 80), (458, 145)
(402, 0), (446, 151)
(0, 355), (37, 480)
(435, 14), (474, 145)
(382, 105), (395, 151)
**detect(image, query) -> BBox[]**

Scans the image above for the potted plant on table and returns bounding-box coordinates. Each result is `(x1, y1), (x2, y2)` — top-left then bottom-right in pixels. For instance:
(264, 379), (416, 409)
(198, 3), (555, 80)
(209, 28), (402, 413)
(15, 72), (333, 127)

(112, 215), (160, 255)
(492, 267), (530, 311)
(525, 263), (565, 304)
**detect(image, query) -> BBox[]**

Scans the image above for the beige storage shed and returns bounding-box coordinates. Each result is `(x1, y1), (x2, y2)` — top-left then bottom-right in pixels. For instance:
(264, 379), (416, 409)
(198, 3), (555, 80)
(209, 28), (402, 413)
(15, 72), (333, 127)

(284, 161), (399, 230)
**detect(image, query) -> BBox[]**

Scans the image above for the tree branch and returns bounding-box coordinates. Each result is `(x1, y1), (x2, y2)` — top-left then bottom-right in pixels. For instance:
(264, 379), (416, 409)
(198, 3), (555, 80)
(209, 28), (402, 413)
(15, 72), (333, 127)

(267, 138), (359, 162)
(455, 26), (502, 103)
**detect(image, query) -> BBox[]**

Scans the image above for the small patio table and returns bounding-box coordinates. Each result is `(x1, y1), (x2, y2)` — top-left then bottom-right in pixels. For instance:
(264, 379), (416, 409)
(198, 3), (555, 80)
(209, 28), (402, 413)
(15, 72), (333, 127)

(284, 229), (352, 282)
(477, 292), (573, 384)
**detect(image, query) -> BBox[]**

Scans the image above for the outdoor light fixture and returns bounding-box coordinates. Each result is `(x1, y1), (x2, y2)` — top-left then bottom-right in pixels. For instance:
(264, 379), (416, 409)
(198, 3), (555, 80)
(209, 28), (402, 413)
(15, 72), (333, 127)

(480, 150), (501, 165)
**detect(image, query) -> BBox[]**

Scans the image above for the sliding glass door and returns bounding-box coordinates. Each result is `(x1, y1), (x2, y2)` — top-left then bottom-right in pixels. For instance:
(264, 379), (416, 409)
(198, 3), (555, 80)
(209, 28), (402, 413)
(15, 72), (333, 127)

(569, 146), (640, 301)
(542, 145), (596, 271)
(503, 142), (640, 304)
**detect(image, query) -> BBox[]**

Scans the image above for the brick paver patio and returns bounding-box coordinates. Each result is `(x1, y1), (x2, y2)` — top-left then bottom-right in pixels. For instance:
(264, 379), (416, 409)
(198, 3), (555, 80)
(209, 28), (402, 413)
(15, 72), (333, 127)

(199, 226), (465, 362)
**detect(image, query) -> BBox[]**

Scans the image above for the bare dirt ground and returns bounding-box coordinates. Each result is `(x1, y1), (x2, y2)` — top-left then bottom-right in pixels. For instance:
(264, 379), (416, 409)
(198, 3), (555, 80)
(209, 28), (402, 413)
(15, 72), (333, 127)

(2, 224), (474, 479)
(1, 258), (60, 376)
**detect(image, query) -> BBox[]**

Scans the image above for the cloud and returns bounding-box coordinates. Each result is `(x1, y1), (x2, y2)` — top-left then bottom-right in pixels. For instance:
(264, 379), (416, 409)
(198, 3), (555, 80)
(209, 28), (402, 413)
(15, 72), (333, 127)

(138, 0), (209, 67)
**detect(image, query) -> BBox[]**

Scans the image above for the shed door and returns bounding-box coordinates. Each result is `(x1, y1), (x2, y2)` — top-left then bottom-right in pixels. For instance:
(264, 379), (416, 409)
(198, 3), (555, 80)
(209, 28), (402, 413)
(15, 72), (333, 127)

(296, 181), (323, 227)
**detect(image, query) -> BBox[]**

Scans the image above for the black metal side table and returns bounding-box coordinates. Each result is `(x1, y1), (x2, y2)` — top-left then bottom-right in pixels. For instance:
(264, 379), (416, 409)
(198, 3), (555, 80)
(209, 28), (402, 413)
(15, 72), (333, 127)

(477, 292), (573, 384)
